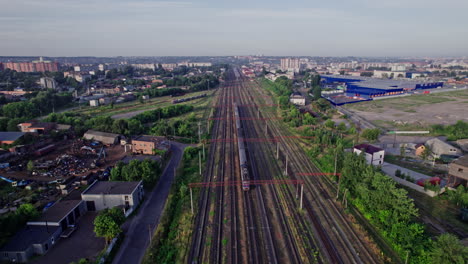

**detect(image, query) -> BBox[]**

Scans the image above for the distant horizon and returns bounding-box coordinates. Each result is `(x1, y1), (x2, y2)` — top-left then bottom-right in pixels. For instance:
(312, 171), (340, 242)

(1, 0), (467, 57)
(0, 55), (466, 59)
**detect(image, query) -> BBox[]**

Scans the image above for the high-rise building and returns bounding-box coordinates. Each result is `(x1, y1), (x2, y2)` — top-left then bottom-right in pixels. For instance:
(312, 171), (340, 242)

(98, 64), (106, 71)
(280, 58), (300, 72)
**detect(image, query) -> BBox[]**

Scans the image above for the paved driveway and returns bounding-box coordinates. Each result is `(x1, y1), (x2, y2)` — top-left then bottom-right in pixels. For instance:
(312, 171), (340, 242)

(32, 212), (105, 264)
(112, 142), (186, 264)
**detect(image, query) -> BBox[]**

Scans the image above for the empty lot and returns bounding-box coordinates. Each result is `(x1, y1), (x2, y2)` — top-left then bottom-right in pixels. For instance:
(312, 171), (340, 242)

(344, 89), (468, 130)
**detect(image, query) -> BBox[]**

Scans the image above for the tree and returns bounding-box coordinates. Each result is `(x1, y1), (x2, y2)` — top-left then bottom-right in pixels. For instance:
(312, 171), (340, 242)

(16, 203), (39, 222)
(93, 208), (124, 244)
(313, 86), (322, 100)
(26, 160), (35, 172)
(303, 113), (316, 125)
(430, 233), (468, 264)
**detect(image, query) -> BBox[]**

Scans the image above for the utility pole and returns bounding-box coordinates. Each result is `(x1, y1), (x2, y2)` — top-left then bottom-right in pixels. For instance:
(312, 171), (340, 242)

(190, 188), (194, 214)
(265, 122), (268, 134)
(284, 154), (288, 176)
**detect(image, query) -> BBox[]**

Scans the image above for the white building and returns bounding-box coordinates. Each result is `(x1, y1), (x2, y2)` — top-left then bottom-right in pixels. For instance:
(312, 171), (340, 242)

(39, 77), (57, 89)
(353, 144), (385, 166)
(89, 100), (99, 107)
(81, 181), (144, 211)
(290, 92), (306, 106)
(131, 64), (156, 71)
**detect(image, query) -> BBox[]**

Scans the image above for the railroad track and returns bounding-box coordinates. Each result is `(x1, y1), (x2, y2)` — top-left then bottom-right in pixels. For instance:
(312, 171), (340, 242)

(240, 74), (382, 263)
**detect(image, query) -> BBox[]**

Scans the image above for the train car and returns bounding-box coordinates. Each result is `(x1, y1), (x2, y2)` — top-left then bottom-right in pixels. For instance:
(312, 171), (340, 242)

(235, 104), (250, 191)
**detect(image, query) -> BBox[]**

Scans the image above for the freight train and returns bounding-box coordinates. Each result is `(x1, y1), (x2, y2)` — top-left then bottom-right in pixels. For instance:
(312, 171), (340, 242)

(235, 104), (250, 191)
(172, 93), (207, 104)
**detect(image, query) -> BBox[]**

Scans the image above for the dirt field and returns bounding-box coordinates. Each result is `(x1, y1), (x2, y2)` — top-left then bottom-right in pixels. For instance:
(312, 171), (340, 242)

(345, 89), (468, 130)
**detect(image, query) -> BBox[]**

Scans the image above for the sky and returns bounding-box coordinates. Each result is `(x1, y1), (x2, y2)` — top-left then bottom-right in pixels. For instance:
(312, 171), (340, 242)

(0, 0), (467, 57)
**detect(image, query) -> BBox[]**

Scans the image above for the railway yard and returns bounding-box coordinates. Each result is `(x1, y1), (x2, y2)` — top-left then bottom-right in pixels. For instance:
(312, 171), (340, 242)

(187, 69), (384, 263)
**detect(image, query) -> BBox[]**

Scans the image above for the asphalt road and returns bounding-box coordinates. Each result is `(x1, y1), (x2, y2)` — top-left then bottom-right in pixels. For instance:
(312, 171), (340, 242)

(112, 141), (187, 264)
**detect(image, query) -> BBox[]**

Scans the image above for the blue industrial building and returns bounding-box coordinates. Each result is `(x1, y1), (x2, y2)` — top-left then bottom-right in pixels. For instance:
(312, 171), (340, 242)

(321, 75), (443, 101)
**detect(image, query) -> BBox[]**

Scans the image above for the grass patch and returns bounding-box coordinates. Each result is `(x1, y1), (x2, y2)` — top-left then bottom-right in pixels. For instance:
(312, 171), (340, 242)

(142, 147), (205, 264)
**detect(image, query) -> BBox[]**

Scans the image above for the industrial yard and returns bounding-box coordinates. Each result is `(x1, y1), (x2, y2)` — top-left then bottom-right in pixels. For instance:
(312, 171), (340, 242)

(344, 88), (468, 130)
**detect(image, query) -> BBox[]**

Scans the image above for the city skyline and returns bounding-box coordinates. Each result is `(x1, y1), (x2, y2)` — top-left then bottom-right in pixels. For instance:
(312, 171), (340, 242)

(1, 0), (467, 57)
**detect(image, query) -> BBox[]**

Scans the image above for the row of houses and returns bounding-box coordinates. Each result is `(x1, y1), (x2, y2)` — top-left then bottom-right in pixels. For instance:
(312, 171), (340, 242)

(355, 142), (468, 187)
(0, 180), (143, 263)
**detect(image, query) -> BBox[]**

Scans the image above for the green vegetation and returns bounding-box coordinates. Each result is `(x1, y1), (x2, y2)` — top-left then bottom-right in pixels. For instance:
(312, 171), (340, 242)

(446, 185), (468, 208)
(430, 120), (468, 140)
(361, 128), (381, 142)
(142, 146), (204, 264)
(0, 203), (39, 247)
(44, 104), (193, 136)
(94, 207), (125, 244)
(110, 159), (161, 187)
(429, 233), (468, 264)
(261, 78), (466, 263)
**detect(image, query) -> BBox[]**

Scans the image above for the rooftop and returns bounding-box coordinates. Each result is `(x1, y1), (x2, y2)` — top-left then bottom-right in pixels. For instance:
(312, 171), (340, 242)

(0, 225), (60, 252)
(84, 130), (120, 138)
(82, 181), (141, 195)
(35, 199), (83, 223)
(133, 135), (160, 143)
(0, 132), (25, 142)
(452, 155), (468, 167)
(354, 144), (384, 154)
(321, 74), (443, 91)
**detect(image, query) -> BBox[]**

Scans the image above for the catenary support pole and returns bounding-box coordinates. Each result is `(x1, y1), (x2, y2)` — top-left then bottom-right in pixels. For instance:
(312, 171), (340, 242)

(300, 184), (304, 209)
(199, 152), (202, 175)
(276, 141), (279, 160)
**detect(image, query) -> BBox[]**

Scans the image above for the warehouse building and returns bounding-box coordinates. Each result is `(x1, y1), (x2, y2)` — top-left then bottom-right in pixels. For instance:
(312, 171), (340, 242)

(0, 225), (61, 263)
(81, 181), (144, 211)
(83, 130), (121, 145)
(0, 199), (86, 263)
(0, 132), (25, 145)
(321, 75), (443, 105)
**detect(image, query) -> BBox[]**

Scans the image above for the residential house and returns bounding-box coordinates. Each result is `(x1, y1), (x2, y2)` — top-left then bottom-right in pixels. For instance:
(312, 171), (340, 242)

(456, 139), (468, 152)
(425, 138), (462, 158)
(18, 122), (55, 134)
(415, 143), (426, 156)
(353, 144), (385, 166)
(81, 181), (144, 211)
(448, 155), (468, 187)
(289, 92), (306, 106)
(131, 135), (169, 155)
